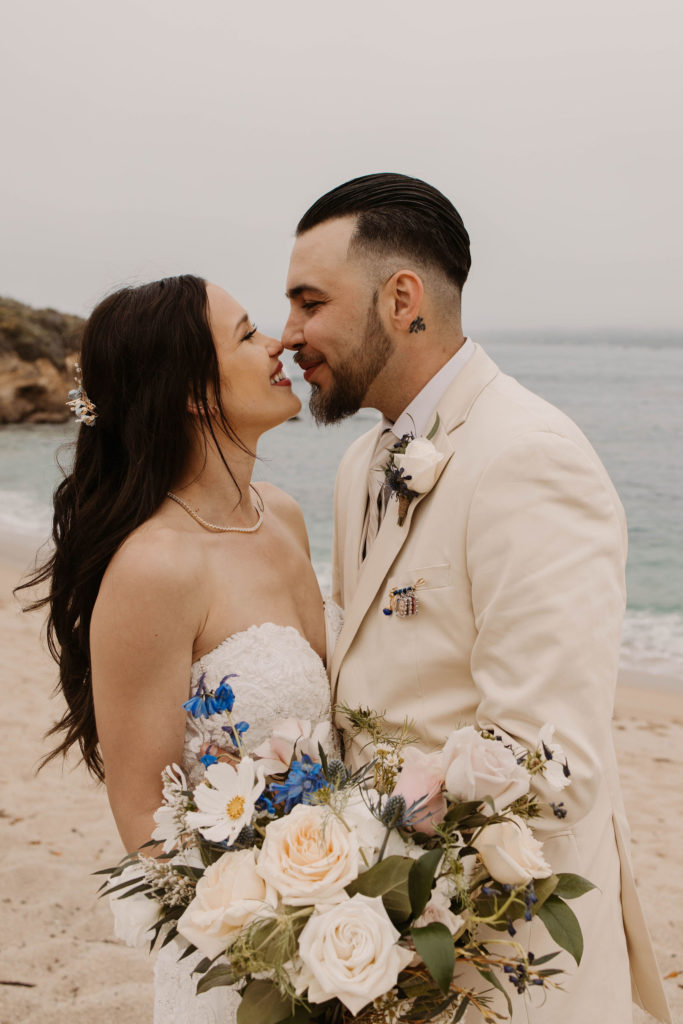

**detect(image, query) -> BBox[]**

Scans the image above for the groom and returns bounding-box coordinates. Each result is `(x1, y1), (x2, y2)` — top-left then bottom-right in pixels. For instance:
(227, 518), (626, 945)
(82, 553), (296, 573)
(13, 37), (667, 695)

(283, 173), (670, 1023)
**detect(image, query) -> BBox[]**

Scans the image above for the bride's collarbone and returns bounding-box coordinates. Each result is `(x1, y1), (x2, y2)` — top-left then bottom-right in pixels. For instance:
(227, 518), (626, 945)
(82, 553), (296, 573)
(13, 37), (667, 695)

(195, 557), (325, 663)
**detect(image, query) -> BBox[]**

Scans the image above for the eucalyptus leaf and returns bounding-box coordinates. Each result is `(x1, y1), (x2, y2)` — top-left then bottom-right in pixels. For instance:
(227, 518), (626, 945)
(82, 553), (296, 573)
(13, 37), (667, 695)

(277, 1007), (311, 1024)
(411, 922), (455, 995)
(536, 894), (584, 965)
(409, 848), (443, 919)
(346, 855), (413, 922)
(553, 872), (597, 900)
(196, 964), (235, 995)
(530, 873), (558, 910)
(235, 980), (296, 1024)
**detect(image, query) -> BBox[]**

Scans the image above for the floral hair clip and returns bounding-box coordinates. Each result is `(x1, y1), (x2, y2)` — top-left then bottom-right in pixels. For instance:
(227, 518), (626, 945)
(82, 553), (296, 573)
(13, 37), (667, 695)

(66, 363), (97, 425)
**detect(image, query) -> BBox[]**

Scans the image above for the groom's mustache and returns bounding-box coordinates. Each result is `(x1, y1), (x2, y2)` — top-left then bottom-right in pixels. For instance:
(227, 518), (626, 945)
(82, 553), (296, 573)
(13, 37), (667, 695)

(293, 349), (326, 370)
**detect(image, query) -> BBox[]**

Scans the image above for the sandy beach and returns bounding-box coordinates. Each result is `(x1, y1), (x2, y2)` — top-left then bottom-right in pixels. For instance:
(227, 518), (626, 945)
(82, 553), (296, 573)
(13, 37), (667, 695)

(1, 551), (681, 1024)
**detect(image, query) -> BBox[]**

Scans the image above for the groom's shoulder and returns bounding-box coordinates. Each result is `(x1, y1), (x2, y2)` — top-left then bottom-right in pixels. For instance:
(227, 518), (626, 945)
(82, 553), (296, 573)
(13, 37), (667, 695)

(466, 348), (591, 451)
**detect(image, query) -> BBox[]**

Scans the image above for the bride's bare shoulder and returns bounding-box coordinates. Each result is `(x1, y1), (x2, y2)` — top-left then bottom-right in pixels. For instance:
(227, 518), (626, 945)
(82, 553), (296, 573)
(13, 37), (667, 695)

(100, 516), (205, 597)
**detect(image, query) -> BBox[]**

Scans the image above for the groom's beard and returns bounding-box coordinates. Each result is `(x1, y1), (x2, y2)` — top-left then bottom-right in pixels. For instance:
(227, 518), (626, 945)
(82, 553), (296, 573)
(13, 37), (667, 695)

(309, 302), (394, 425)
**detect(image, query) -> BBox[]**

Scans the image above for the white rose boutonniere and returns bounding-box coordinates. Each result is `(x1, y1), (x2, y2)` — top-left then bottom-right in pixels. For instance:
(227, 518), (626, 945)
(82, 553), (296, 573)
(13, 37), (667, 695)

(384, 416), (445, 525)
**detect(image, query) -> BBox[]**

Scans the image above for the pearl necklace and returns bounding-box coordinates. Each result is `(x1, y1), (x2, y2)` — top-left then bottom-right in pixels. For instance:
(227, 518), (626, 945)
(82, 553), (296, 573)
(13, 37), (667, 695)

(166, 488), (264, 534)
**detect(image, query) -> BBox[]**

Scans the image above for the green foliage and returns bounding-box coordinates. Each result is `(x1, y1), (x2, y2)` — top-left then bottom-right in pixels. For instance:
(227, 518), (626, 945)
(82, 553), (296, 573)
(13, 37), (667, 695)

(408, 848), (443, 919)
(235, 980), (298, 1024)
(345, 855), (413, 923)
(536, 894), (584, 965)
(196, 964), (236, 995)
(410, 922), (455, 995)
(553, 873), (596, 900)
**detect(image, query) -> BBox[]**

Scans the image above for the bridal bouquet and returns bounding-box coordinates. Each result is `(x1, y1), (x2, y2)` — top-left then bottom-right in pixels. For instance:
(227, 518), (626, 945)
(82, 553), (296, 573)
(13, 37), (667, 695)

(101, 677), (593, 1023)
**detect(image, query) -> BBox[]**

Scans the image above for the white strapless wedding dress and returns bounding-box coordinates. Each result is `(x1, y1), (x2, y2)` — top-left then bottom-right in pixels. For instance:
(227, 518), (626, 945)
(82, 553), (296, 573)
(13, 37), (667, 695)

(153, 615), (341, 1024)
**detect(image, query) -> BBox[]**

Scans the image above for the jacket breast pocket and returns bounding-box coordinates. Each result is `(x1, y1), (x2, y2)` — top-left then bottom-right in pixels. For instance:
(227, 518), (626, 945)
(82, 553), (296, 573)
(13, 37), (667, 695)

(385, 563), (454, 605)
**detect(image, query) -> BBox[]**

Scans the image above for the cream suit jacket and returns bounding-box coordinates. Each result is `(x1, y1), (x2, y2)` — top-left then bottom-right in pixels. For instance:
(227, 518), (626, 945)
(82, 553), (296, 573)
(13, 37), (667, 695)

(331, 344), (671, 1024)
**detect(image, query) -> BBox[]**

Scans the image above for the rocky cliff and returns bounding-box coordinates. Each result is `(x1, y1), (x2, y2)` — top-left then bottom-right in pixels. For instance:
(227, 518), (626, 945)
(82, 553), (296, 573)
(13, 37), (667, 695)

(0, 297), (84, 423)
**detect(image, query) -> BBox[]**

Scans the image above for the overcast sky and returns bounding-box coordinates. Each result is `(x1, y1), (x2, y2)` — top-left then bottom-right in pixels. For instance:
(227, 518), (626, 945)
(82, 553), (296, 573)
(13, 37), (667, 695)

(1, 0), (681, 333)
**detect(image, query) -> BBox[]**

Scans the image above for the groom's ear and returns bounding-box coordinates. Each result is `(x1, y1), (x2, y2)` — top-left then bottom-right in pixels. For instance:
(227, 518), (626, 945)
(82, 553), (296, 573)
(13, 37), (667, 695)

(383, 270), (424, 333)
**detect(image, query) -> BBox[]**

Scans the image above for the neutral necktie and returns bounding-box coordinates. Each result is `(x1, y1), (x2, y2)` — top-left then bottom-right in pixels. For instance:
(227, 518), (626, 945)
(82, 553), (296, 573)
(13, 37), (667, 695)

(360, 429), (396, 562)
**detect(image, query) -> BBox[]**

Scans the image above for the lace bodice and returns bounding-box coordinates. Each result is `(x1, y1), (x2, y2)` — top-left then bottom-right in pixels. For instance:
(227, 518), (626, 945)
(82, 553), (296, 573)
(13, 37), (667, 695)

(154, 616), (340, 1024)
(182, 622), (334, 788)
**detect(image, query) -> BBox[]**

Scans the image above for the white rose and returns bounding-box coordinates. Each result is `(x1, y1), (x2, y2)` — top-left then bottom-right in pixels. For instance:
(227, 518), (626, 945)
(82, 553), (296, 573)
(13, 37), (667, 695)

(393, 437), (444, 493)
(441, 727), (529, 812)
(177, 849), (276, 958)
(295, 894), (414, 1015)
(109, 865), (159, 948)
(256, 803), (360, 905)
(414, 876), (465, 936)
(478, 814), (553, 886)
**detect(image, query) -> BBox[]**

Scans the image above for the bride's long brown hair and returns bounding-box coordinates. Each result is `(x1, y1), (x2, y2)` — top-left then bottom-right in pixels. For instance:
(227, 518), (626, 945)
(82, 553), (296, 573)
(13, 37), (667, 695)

(19, 275), (244, 781)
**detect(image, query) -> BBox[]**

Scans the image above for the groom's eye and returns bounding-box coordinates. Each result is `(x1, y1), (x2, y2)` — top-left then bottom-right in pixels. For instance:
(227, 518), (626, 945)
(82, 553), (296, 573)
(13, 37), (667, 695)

(301, 300), (322, 310)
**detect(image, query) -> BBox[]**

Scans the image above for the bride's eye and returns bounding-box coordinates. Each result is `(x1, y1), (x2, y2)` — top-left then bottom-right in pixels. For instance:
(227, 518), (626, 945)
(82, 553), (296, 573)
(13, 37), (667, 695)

(242, 323), (257, 341)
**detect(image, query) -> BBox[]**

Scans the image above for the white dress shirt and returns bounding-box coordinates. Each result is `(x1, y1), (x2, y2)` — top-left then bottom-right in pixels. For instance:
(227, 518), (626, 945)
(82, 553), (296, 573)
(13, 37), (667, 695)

(382, 337), (475, 440)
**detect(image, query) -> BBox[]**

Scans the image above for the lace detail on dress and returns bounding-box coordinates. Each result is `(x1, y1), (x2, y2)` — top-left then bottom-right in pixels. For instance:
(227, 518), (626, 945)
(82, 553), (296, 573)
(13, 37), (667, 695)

(154, 617), (338, 1024)
(182, 622), (335, 789)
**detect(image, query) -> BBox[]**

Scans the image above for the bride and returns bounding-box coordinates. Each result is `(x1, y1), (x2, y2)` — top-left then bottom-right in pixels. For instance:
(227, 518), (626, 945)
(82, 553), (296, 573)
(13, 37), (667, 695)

(26, 275), (337, 1022)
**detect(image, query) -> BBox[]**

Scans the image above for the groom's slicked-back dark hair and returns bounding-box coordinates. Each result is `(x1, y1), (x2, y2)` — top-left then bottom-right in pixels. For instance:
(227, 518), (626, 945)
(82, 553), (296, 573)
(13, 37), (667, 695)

(296, 172), (471, 291)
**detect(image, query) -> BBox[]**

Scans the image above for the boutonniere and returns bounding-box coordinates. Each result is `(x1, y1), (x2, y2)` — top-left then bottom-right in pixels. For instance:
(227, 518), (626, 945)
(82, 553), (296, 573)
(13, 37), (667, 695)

(383, 415), (444, 525)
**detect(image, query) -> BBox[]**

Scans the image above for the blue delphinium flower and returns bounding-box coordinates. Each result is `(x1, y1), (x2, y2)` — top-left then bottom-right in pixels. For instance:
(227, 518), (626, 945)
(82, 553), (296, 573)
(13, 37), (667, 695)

(271, 755), (328, 813)
(183, 672), (238, 719)
(214, 676), (237, 712)
(200, 752), (218, 768)
(222, 721), (249, 745)
(256, 792), (276, 816)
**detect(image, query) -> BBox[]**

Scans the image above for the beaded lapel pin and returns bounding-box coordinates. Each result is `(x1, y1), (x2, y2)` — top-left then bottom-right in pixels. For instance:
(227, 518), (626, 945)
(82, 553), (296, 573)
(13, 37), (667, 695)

(383, 578), (426, 617)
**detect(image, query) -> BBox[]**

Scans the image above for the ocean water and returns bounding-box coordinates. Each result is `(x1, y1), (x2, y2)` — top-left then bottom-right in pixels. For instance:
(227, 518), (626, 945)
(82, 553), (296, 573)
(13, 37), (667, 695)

(2, 332), (682, 684)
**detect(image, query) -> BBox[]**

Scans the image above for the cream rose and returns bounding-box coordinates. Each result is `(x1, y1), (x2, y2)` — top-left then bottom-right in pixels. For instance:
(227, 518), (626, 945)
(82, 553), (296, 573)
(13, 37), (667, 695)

(177, 849), (275, 958)
(109, 865), (159, 948)
(392, 437), (444, 493)
(256, 803), (360, 905)
(295, 894), (414, 1015)
(478, 814), (553, 886)
(441, 726), (529, 812)
(414, 876), (465, 936)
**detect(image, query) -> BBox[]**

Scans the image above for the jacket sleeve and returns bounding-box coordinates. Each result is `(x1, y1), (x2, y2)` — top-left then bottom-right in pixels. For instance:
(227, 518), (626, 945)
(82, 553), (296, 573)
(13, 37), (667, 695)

(466, 429), (627, 833)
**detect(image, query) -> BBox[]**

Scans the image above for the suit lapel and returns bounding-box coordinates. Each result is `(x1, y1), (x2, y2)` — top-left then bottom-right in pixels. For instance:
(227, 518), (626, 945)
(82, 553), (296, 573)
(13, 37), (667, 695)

(331, 343), (500, 691)
(341, 423), (383, 605)
(331, 418), (455, 689)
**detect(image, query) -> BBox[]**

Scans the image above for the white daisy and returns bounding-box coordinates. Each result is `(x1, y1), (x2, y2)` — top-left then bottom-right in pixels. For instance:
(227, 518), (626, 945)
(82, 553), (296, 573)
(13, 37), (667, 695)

(152, 763), (190, 852)
(186, 758), (266, 844)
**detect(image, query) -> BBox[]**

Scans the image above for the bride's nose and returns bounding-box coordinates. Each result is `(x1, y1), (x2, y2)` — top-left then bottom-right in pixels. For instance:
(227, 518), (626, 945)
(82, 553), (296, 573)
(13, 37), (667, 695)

(265, 334), (284, 358)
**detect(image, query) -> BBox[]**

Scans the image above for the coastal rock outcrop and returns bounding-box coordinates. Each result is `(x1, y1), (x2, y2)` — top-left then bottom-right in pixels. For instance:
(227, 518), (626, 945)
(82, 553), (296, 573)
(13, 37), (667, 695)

(0, 297), (84, 423)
